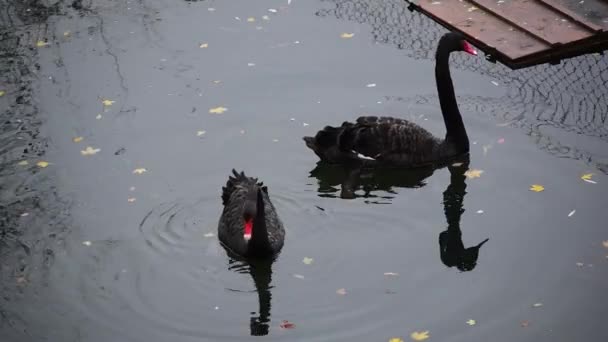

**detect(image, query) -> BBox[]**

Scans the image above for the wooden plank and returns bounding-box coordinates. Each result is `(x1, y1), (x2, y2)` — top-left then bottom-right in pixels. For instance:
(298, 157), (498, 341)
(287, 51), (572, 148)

(470, 0), (592, 45)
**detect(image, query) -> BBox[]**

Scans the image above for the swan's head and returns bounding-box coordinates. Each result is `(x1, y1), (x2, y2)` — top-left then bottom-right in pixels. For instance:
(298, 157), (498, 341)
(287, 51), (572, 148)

(438, 32), (478, 56)
(303, 126), (347, 163)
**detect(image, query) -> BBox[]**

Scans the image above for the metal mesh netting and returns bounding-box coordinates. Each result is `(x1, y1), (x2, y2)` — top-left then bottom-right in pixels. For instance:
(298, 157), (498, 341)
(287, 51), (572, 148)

(316, 0), (608, 172)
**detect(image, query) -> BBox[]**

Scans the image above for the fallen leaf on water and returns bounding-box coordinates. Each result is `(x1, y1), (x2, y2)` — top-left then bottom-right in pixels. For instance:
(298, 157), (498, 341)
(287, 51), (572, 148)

(302, 122), (309, 127)
(204, 232), (215, 238)
(576, 262), (584, 267)
(532, 303), (543, 308)
(497, 138), (505, 144)
(212, 80), (221, 84)
(17, 160), (28, 166)
(466, 319), (476, 326)
(583, 179), (597, 184)
(197, 130), (206, 137)
(96, 114), (102, 120)
(366, 83), (377, 87)
(293, 274), (305, 279)
(16, 276), (27, 284)
(268, 8), (278, 13)
(384, 272), (399, 276)
(272, 139), (279, 143)
(602, 240), (608, 248)
(247, 62), (256, 67)
(521, 320), (530, 327)
(0, 90), (5, 96)
(81, 146), (101, 156)
(199, 43), (209, 48)
(476, 210), (484, 214)
(101, 99), (115, 106)
(20, 212), (29, 217)
(336, 288), (347, 295)
(491, 80), (499, 86)
(129, 186), (136, 191)
(389, 338), (404, 342)
(127, 197), (136, 203)
(262, 15), (270, 20)
(464, 169), (484, 179)
(568, 210), (576, 217)
(82, 241), (92, 246)
(302, 257), (313, 265)
(63, 31), (71, 37)
(581, 173), (593, 180)
(209, 106), (227, 114)
(529, 184), (544, 192)
(410, 330), (429, 341)
(36, 40), (49, 47)
(280, 320), (295, 329)
(340, 33), (355, 38)
(36, 161), (49, 168)
(132, 168), (147, 174)
(482, 144), (492, 156)
(72, 136), (83, 143)
(247, 17), (255, 22)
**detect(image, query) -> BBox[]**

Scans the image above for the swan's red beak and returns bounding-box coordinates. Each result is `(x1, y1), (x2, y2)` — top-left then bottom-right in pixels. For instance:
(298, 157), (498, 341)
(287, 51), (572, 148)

(244, 218), (253, 241)
(463, 41), (477, 56)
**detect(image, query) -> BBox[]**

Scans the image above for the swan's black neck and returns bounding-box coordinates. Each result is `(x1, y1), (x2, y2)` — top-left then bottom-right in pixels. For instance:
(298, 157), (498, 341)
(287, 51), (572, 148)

(435, 45), (469, 153)
(248, 189), (271, 254)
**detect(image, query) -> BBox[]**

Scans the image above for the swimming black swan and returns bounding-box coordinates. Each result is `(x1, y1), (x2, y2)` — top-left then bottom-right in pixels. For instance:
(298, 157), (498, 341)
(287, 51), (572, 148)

(218, 170), (285, 258)
(303, 32), (478, 167)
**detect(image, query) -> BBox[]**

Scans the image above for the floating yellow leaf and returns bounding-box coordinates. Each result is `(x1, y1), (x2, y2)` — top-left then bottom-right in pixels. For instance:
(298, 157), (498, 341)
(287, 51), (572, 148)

(466, 319), (476, 326)
(36, 40), (49, 47)
(410, 331), (429, 341)
(132, 168), (147, 174)
(530, 184), (544, 192)
(336, 288), (347, 295)
(80, 146), (101, 156)
(389, 338), (404, 342)
(209, 106), (227, 114)
(17, 160), (29, 166)
(196, 130), (206, 137)
(36, 161), (50, 168)
(464, 169), (484, 179)
(72, 136), (83, 143)
(247, 17), (255, 22)
(63, 31), (71, 37)
(0, 90), (5, 97)
(602, 240), (608, 248)
(581, 173), (593, 180)
(101, 99), (115, 106)
(340, 33), (355, 39)
(199, 43), (209, 48)
(302, 257), (313, 265)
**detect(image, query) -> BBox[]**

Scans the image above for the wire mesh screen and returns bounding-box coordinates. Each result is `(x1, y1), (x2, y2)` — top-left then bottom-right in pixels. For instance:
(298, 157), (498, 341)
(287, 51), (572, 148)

(316, 0), (608, 172)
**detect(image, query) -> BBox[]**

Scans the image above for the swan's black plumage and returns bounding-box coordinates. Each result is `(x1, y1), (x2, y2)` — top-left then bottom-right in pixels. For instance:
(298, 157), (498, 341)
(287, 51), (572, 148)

(303, 32), (477, 167)
(218, 170), (285, 258)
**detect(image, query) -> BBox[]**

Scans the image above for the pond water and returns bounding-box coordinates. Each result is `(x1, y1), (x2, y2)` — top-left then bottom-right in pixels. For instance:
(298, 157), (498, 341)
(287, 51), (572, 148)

(1, 0), (607, 341)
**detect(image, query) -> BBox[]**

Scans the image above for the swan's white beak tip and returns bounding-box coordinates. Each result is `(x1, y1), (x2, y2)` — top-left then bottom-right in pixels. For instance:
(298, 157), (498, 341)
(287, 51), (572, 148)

(244, 233), (252, 241)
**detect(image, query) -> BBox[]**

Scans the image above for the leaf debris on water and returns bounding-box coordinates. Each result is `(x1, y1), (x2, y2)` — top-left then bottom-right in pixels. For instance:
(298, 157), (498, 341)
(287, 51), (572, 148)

(497, 138), (505, 144)
(81, 146), (101, 156)
(302, 257), (313, 265)
(466, 319), (476, 326)
(410, 330), (430, 341)
(280, 320), (295, 329)
(197, 130), (206, 137)
(336, 288), (347, 295)
(247, 17), (255, 22)
(529, 184), (544, 192)
(36, 40), (49, 47)
(96, 114), (102, 120)
(476, 210), (484, 214)
(366, 83), (377, 87)
(199, 43), (209, 48)
(293, 274), (305, 279)
(568, 210), (576, 217)
(101, 99), (115, 106)
(132, 168), (147, 175)
(36, 161), (50, 168)
(602, 240), (608, 248)
(581, 173), (597, 184)
(82, 241), (92, 246)
(127, 197), (136, 203)
(17, 160), (29, 166)
(521, 320), (530, 327)
(209, 106), (228, 114)
(340, 33), (355, 38)
(532, 303), (543, 308)
(204, 232), (215, 238)
(268, 8), (278, 13)
(0, 90), (5, 97)
(389, 338), (404, 342)
(63, 31), (71, 37)
(384, 272), (399, 276)
(464, 169), (484, 179)
(491, 80), (499, 86)
(72, 136), (84, 143)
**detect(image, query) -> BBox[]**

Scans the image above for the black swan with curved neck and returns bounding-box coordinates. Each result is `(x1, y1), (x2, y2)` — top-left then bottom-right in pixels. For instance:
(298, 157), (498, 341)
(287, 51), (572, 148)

(218, 170), (285, 258)
(303, 32), (478, 167)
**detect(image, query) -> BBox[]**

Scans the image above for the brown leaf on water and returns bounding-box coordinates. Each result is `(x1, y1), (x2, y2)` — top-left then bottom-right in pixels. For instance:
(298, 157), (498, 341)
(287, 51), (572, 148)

(72, 136), (83, 143)
(521, 320), (530, 327)
(602, 240), (608, 248)
(280, 320), (295, 329)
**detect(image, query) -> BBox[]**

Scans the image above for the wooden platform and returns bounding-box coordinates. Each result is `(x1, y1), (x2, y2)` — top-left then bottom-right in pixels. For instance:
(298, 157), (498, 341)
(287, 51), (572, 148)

(405, 0), (608, 69)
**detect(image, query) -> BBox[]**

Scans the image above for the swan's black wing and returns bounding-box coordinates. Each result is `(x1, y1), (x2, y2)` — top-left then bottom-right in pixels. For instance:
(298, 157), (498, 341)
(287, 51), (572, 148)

(339, 116), (442, 166)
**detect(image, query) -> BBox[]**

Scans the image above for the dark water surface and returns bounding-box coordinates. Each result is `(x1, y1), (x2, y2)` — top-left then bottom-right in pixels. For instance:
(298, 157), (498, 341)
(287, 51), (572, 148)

(1, 0), (607, 341)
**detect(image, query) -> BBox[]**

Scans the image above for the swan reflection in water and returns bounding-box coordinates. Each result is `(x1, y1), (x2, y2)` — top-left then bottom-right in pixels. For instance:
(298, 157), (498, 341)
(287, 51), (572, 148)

(308, 157), (489, 271)
(224, 250), (274, 336)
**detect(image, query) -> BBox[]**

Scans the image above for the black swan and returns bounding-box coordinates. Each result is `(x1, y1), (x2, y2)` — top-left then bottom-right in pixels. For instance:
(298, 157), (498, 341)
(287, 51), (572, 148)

(303, 32), (478, 167)
(218, 170), (285, 258)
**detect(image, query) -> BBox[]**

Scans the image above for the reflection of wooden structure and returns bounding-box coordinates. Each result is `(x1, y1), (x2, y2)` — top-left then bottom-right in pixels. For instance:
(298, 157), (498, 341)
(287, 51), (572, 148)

(405, 0), (608, 69)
